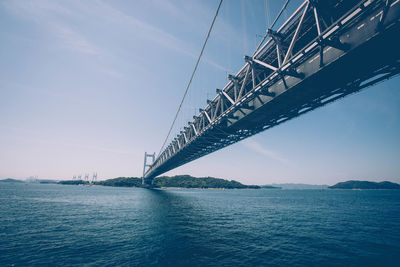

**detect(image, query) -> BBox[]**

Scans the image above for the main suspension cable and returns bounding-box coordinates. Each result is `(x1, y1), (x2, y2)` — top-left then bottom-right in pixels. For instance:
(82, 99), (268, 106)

(157, 0), (223, 157)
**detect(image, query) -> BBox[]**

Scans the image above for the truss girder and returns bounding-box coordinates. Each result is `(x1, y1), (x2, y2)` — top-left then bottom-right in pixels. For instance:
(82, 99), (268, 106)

(144, 0), (400, 180)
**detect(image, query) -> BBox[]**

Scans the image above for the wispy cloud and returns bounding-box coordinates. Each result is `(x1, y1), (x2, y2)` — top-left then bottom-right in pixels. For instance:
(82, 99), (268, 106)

(147, 0), (243, 44)
(0, 124), (135, 156)
(89, 0), (227, 71)
(241, 139), (290, 164)
(141, 0), (241, 71)
(2, 0), (227, 71)
(2, 0), (72, 17)
(100, 68), (125, 79)
(52, 24), (99, 55)
(2, 0), (101, 56)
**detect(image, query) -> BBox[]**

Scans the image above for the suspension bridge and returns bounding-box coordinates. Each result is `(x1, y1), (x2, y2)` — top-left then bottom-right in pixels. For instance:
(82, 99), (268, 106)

(142, 0), (400, 185)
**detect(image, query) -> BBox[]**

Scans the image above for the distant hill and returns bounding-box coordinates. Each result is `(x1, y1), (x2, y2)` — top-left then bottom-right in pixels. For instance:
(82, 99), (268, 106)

(0, 178), (24, 183)
(329, 180), (400, 189)
(264, 183), (328, 190)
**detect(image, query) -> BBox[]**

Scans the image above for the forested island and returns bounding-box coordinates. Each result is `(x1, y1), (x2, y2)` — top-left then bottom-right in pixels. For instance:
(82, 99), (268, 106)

(95, 177), (141, 187)
(329, 180), (400, 189)
(58, 180), (89, 185)
(61, 175), (262, 189)
(153, 175), (261, 189)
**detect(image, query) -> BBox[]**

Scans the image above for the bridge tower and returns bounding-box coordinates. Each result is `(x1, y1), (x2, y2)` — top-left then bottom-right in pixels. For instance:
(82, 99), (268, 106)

(92, 172), (98, 184)
(142, 152), (155, 185)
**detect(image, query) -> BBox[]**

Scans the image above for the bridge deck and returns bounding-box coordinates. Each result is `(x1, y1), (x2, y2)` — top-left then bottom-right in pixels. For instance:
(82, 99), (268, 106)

(144, 0), (400, 182)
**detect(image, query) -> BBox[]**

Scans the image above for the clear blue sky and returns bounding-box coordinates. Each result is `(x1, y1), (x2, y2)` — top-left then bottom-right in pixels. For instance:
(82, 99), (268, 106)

(0, 0), (399, 185)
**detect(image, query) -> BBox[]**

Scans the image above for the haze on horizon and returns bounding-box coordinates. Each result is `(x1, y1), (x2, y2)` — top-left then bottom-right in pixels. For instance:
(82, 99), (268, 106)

(0, 0), (399, 185)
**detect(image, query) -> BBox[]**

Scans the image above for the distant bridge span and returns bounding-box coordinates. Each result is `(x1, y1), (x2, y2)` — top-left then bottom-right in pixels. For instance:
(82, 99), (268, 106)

(143, 0), (400, 184)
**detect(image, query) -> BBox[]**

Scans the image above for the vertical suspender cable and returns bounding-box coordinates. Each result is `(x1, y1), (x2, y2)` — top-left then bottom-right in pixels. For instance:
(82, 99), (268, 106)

(265, 0), (271, 27)
(241, 0), (248, 55)
(253, 0), (291, 57)
(157, 0), (223, 157)
(227, 0), (231, 74)
(214, 15), (219, 94)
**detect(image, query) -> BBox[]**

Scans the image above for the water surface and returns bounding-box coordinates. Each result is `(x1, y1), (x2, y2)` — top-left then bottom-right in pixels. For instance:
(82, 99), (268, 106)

(1, 183), (399, 266)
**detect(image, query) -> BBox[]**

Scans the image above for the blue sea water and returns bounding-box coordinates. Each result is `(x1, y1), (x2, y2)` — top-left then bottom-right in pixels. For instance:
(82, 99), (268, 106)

(0, 183), (399, 266)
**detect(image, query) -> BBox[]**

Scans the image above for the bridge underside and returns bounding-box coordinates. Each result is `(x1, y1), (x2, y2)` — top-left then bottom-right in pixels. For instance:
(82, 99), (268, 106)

(144, 0), (400, 182)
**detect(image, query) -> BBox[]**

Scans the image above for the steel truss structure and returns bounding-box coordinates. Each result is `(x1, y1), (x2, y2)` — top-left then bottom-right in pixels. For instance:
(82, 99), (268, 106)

(143, 0), (400, 183)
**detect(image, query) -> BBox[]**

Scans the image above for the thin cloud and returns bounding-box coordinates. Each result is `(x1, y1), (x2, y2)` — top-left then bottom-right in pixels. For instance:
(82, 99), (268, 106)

(2, 0), (72, 17)
(52, 24), (99, 55)
(3, 0), (227, 70)
(0, 125), (135, 156)
(146, 0), (243, 44)
(241, 139), (290, 164)
(2, 0), (101, 56)
(86, 0), (195, 55)
(100, 68), (125, 79)
(88, 0), (227, 71)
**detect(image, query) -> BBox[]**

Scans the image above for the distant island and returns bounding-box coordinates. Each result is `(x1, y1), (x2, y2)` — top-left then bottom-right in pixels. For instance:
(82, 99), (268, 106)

(0, 178), (24, 183)
(0, 178), (59, 184)
(61, 175), (261, 189)
(58, 180), (89, 185)
(36, 179), (58, 184)
(94, 177), (142, 187)
(154, 175), (261, 189)
(260, 185), (282, 189)
(3, 177), (400, 190)
(263, 183), (328, 190)
(329, 180), (400, 189)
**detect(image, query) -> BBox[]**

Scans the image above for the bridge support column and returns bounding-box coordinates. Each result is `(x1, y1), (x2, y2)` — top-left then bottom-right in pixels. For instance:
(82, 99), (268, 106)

(142, 152), (155, 185)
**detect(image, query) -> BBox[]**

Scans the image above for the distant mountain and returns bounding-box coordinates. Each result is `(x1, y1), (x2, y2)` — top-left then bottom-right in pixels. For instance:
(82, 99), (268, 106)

(0, 178), (24, 183)
(265, 183), (329, 190)
(329, 180), (400, 189)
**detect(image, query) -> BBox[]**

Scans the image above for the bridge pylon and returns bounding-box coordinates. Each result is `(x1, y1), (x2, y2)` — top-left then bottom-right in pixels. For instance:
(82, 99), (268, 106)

(142, 152), (155, 185)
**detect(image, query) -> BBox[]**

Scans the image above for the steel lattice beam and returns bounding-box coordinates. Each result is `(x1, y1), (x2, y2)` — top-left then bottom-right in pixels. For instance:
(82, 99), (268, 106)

(144, 0), (400, 181)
